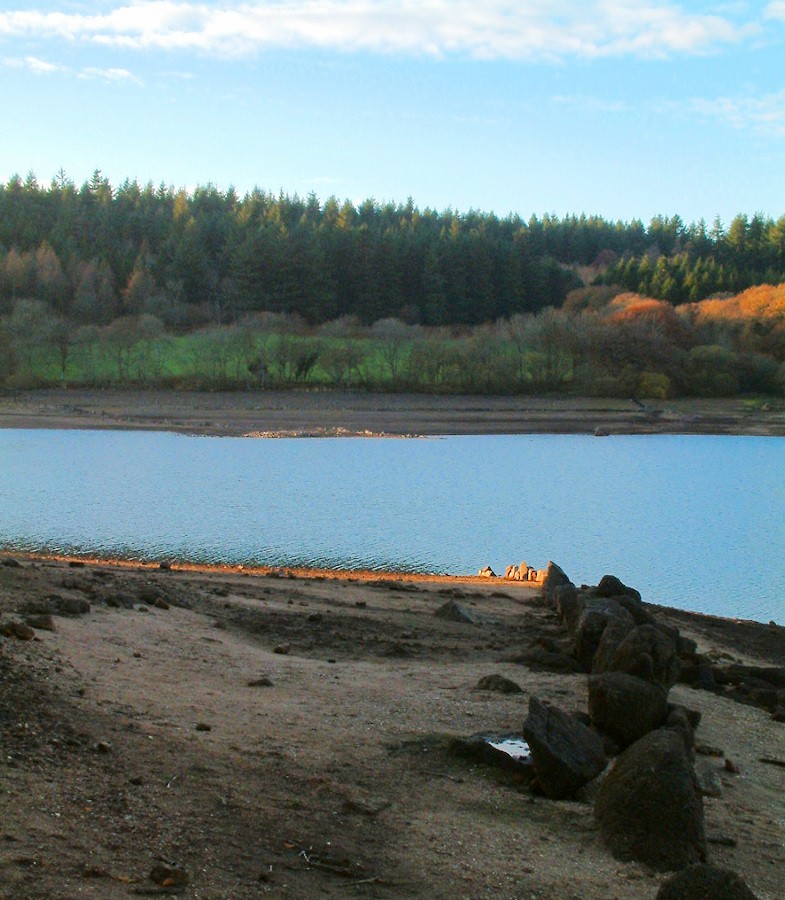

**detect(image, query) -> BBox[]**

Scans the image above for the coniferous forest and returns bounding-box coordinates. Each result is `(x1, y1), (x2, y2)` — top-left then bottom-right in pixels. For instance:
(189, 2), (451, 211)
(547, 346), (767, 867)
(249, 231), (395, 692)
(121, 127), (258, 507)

(2, 170), (785, 398)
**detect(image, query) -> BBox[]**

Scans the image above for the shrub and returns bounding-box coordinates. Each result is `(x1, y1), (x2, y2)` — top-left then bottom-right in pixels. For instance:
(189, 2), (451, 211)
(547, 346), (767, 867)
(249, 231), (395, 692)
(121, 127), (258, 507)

(637, 371), (671, 399)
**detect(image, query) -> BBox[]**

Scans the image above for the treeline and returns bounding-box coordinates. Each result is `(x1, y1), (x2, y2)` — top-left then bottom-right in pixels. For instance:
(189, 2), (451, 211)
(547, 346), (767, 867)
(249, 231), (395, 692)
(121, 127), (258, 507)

(2, 170), (785, 329)
(2, 286), (785, 399)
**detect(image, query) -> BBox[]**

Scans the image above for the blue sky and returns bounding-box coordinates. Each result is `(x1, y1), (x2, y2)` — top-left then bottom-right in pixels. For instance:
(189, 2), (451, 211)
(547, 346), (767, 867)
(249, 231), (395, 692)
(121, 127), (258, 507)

(1, 1), (784, 225)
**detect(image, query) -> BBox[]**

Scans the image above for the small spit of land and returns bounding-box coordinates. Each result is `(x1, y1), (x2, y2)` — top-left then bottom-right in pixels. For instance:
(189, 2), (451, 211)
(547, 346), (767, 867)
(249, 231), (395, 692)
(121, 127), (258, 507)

(2, 557), (784, 900)
(1, 390), (784, 899)
(0, 388), (784, 437)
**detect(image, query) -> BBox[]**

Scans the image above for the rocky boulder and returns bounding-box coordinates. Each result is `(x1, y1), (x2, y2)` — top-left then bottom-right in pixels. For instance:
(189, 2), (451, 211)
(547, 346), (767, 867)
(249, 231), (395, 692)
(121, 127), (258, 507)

(573, 597), (625, 672)
(588, 672), (669, 747)
(540, 561), (572, 605)
(554, 583), (582, 632)
(605, 624), (680, 689)
(656, 864), (759, 900)
(595, 728), (706, 871)
(522, 696), (606, 800)
(592, 607), (636, 674)
(595, 574), (641, 601)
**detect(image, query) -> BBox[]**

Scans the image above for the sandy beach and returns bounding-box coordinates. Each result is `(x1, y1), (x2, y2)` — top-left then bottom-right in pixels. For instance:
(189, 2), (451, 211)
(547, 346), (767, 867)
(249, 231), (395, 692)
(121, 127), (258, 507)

(1, 556), (784, 900)
(1, 390), (784, 898)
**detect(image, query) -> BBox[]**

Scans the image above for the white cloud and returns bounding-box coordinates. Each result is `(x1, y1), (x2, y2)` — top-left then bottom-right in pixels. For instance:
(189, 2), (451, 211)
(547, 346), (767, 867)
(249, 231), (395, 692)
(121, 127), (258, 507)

(688, 90), (785, 137)
(552, 93), (631, 113)
(79, 65), (142, 83)
(4, 52), (142, 83)
(764, 2), (785, 21)
(0, 1), (765, 61)
(4, 54), (61, 73)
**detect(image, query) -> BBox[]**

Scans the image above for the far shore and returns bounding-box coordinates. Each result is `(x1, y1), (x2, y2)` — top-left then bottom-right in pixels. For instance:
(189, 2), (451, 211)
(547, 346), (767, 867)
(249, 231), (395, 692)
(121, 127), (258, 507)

(1, 387), (784, 436)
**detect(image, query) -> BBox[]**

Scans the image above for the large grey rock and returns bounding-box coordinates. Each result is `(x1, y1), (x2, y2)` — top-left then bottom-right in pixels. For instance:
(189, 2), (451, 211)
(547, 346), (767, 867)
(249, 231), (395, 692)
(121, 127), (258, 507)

(540, 561), (572, 605)
(592, 607), (636, 674)
(554, 583), (582, 631)
(656, 864), (759, 900)
(593, 575), (663, 632)
(616, 593), (657, 627)
(573, 597), (624, 672)
(522, 696), (606, 800)
(595, 574), (641, 601)
(588, 672), (669, 747)
(595, 729), (706, 871)
(607, 624), (680, 688)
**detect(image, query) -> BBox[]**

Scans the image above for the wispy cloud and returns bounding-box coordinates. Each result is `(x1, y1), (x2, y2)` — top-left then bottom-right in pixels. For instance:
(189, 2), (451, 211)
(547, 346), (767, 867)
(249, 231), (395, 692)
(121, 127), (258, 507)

(3, 53), (142, 83)
(4, 54), (62, 74)
(0, 1), (765, 61)
(764, 1), (785, 21)
(79, 66), (142, 83)
(688, 90), (785, 138)
(552, 93), (631, 113)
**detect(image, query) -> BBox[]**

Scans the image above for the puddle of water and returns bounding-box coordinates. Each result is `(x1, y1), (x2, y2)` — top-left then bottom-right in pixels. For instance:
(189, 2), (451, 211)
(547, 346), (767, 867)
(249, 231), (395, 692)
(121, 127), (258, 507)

(486, 737), (531, 761)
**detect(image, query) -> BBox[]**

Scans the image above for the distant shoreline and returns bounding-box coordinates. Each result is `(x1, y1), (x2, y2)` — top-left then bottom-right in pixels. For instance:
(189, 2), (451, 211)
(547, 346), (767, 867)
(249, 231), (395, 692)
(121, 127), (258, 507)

(1, 387), (784, 436)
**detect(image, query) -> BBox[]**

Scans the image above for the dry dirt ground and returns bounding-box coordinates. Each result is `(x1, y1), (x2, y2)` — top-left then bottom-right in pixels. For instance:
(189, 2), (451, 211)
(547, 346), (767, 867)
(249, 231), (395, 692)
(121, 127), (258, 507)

(1, 389), (784, 437)
(2, 558), (784, 900)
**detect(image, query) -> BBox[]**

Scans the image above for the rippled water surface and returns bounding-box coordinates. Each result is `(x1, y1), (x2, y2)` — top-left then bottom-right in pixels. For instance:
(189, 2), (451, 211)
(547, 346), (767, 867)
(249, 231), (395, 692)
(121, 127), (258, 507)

(0, 430), (783, 622)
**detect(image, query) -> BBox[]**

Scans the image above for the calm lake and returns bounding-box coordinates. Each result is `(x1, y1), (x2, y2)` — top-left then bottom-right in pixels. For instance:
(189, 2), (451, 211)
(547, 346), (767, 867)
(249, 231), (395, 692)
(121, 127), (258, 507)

(0, 430), (783, 623)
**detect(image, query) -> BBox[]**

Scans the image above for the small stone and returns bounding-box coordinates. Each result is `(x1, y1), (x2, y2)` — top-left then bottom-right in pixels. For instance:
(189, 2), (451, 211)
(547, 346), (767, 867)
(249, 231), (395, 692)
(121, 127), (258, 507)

(93, 741), (112, 754)
(153, 598), (170, 610)
(695, 760), (723, 798)
(695, 743), (724, 757)
(354, 600), (367, 608)
(434, 600), (475, 624)
(724, 758), (742, 774)
(1, 557), (22, 568)
(1, 621), (36, 640)
(149, 864), (189, 887)
(57, 597), (91, 616)
(342, 795), (392, 816)
(476, 674), (523, 694)
(247, 676), (274, 687)
(707, 835), (738, 848)
(24, 613), (56, 632)
(655, 864), (759, 900)
(195, 722), (212, 732)
(273, 643), (291, 655)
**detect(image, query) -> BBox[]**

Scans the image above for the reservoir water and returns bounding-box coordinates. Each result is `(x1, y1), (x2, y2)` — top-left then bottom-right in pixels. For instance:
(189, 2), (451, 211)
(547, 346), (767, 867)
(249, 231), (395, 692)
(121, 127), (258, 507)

(0, 429), (782, 623)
